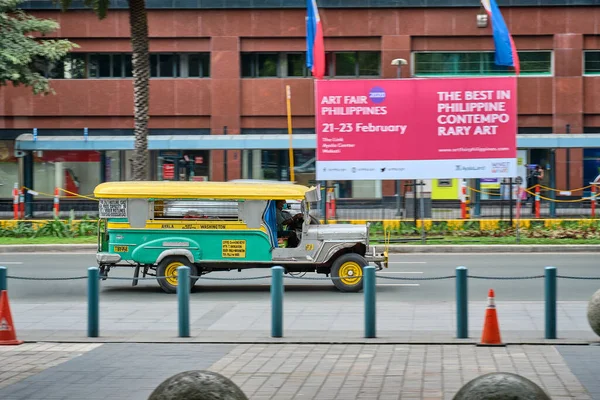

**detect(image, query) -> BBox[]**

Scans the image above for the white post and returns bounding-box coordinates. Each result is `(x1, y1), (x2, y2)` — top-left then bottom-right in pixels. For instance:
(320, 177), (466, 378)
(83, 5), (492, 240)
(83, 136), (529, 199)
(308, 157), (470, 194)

(55, 161), (64, 191)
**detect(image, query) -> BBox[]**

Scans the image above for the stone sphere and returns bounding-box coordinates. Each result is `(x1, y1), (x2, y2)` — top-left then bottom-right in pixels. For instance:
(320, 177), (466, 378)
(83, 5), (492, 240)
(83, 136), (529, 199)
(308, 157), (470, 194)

(148, 370), (248, 400)
(587, 288), (600, 337)
(452, 372), (550, 400)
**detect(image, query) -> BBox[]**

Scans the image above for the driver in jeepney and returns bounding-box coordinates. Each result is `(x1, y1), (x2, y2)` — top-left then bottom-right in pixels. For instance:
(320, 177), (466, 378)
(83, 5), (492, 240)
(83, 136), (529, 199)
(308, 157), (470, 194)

(275, 199), (302, 247)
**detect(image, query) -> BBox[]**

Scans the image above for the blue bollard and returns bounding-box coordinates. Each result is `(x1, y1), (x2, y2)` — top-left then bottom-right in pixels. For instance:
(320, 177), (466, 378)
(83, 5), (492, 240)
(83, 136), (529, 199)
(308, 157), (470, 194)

(0, 266), (6, 292)
(177, 266), (190, 338)
(87, 267), (99, 338)
(545, 266), (557, 339)
(456, 266), (468, 339)
(364, 266), (376, 338)
(271, 266), (284, 337)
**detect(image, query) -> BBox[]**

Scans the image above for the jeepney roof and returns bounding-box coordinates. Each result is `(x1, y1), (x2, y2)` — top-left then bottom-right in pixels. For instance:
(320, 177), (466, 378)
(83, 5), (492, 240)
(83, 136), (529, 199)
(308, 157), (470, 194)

(93, 181), (312, 200)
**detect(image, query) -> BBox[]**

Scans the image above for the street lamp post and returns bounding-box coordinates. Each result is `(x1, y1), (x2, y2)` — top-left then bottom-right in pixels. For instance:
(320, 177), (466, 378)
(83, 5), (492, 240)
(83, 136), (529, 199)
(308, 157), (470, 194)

(391, 58), (408, 217)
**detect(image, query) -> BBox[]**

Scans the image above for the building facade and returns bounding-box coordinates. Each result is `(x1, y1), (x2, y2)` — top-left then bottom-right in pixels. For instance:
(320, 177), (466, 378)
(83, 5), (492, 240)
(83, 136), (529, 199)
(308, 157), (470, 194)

(1, 0), (599, 200)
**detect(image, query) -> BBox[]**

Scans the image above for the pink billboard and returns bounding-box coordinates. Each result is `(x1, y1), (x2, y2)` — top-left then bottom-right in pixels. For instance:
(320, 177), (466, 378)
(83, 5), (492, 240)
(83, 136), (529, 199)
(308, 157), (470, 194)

(315, 77), (517, 180)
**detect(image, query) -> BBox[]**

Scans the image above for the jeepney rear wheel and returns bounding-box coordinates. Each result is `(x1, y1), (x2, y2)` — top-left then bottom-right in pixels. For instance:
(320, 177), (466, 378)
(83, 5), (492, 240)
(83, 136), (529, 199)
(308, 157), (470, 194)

(331, 253), (366, 293)
(156, 256), (197, 294)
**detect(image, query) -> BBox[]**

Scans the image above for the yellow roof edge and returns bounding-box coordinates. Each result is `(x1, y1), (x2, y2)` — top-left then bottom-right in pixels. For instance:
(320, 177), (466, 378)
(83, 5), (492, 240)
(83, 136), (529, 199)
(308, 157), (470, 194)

(94, 181), (313, 200)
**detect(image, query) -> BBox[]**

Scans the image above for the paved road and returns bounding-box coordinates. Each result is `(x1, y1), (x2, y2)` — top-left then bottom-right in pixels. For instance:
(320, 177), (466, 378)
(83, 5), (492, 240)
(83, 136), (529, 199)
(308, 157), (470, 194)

(2, 252), (599, 302)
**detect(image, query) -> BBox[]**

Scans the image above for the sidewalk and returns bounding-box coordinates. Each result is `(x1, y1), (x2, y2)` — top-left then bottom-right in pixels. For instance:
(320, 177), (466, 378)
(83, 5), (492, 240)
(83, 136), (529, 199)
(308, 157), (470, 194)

(0, 342), (597, 399)
(9, 299), (599, 344)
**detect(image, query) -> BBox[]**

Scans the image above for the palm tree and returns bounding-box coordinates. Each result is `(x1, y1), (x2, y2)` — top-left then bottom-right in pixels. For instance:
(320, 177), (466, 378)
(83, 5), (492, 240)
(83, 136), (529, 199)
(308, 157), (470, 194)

(59, 0), (149, 180)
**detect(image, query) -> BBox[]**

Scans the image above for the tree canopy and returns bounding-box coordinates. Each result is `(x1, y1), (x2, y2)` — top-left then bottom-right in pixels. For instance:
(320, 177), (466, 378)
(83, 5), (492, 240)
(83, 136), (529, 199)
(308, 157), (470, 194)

(0, 0), (78, 95)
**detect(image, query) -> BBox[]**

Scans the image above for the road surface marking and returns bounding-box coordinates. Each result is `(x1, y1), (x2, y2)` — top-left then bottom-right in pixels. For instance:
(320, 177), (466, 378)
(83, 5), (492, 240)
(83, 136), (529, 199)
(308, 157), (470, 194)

(378, 271), (423, 274)
(0, 262), (23, 265)
(388, 261), (427, 264)
(377, 283), (420, 287)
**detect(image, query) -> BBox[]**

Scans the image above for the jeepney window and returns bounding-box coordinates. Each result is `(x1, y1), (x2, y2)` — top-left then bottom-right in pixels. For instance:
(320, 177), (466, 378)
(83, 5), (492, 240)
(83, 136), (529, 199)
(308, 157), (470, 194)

(150, 199), (240, 221)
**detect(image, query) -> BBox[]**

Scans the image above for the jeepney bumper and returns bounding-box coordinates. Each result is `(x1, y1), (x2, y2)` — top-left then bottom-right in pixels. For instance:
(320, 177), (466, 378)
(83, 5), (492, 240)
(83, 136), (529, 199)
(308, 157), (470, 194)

(365, 249), (389, 270)
(96, 252), (122, 264)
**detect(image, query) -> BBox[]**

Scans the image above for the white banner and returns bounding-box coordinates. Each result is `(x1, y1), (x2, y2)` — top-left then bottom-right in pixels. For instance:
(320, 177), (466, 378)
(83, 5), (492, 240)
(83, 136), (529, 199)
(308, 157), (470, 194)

(317, 158), (518, 180)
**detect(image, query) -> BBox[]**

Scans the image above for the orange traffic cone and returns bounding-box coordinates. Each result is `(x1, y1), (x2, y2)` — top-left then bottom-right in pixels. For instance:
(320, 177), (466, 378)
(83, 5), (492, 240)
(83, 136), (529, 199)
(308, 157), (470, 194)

(0, 290), (23, 345)
(478, 289), (504, 347)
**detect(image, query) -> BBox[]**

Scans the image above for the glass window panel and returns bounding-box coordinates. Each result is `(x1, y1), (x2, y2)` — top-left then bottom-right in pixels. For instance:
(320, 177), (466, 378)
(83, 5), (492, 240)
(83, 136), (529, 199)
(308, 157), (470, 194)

(258, 53), (278, 77)
(335, 52), (357, 76)
(95, 54), (111, 77)
(287, 53), (306, 77)
(519, 51), (551, 74)
(188, 54), (201, 77)
(241, 53), (254, 77)
(150, 54), (158, 77)
(325, 52), (333, 77)
(415, 52), (551, 76)
(67, 54), (87, 79)
(358, 52), (380, 76)
(201, 53), (210, 77)
(112, 54), (123, 77)
(158, 54), (178, 77)
(585, 51), (600, 74)
(46, 59), (65, 79)
(125, 55), (133, 77)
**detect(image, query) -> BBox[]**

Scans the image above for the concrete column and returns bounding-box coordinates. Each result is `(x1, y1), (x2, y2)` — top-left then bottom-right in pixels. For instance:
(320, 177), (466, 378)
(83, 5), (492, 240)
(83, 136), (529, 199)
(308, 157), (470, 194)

(210, 36), (241, 181)
(553, 33), (584, 191)
(381, 34), (411, 197)
(252, 150), (262, 179)
(241, 150), (249, 179)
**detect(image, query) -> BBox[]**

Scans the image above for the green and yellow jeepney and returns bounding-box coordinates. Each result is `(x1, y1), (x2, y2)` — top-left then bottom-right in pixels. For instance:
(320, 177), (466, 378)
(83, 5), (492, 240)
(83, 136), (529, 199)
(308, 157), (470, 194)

(94, 181), (388, 293)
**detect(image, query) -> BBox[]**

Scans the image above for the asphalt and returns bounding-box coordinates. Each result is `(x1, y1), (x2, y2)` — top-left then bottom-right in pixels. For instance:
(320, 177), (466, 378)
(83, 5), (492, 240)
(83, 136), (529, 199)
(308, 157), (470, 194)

(2, 252), (600, 302)
(2, 243), (600, 253)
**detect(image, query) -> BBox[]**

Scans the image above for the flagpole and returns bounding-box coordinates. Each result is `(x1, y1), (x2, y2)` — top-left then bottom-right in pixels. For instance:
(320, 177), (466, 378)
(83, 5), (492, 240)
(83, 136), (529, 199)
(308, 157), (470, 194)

(286, 85), (295, 182)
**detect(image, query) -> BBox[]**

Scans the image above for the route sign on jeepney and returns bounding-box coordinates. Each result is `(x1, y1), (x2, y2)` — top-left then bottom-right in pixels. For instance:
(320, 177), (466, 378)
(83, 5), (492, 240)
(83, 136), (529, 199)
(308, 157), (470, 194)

(99, 199), (128, 218)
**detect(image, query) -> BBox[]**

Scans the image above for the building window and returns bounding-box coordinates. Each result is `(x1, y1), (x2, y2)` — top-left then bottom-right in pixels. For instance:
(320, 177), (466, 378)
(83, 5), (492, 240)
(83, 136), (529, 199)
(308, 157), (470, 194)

(89, 54), (133, 78)
(241, 53), (279, 77)
(35, 53), (210, 79)
(584, 51), (600, 75)
(32, 54), (87, 79)
(287, 53), (308, 77)
(330, 51), (380, 77)
(188, 54), (210, 77)
(240, 52), (380, 78)
(413, 51), (552, 76)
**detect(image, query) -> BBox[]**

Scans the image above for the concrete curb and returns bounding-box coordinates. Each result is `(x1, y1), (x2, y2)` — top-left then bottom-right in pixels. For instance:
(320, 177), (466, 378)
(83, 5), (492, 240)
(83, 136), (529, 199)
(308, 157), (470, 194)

(17, 339), (598, 346)
(2, 244), (600, 253)
(375, 244), (600, 253)
(0, 244), (97, 253)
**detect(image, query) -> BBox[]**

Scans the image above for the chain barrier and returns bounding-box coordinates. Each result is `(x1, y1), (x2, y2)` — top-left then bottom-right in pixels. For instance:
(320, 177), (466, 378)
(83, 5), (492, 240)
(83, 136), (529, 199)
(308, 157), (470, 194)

(7, 275), (88, 281)
(557, 275), (600, 280)
(22, 187), (96, 201)
(468, 274), (544, 280)
(467, 184), (600, 203)
(5, 273), (600, 281)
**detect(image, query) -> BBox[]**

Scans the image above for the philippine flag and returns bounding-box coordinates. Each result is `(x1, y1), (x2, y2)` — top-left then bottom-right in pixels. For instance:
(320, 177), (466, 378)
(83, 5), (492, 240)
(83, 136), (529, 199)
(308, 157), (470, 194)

(481, 0), (520, 74)
(306, 0), (325, 79)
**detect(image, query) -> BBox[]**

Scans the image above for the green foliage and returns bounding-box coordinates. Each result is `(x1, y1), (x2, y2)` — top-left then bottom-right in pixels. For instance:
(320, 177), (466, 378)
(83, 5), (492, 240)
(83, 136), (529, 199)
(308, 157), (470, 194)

(0, 0), (78, 95)
(0, 217), (98, 238)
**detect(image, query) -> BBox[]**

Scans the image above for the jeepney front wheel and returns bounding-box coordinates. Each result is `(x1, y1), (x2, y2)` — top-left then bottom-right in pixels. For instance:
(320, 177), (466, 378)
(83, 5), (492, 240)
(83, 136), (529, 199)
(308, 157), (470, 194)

(156, 256), (198, 294)
(331, 253), (367, 293)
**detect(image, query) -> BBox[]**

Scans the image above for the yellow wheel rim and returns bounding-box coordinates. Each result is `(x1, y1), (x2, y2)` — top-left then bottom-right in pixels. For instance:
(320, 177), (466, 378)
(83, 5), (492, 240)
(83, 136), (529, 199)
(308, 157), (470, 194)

(339, 261), (362, 286)
(165, 261), (184, 286)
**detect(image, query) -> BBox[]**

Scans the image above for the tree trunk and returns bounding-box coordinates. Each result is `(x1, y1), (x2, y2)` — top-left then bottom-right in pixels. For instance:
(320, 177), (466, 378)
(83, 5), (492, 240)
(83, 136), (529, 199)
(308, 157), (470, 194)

(128, 0), (150, 181)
